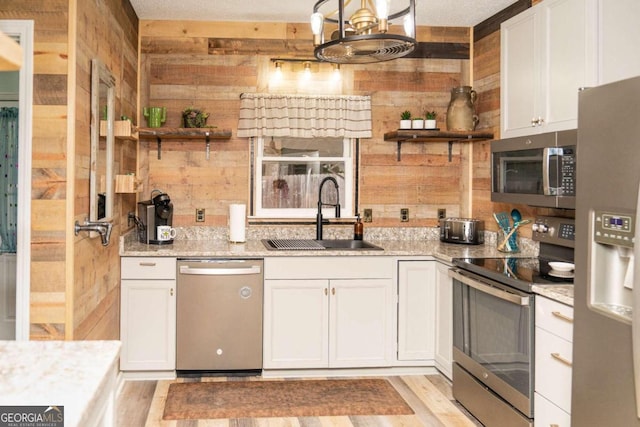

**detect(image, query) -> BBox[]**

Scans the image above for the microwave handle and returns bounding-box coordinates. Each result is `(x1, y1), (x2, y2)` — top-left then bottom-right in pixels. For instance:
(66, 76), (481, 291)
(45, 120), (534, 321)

(543, 147), (562, 196)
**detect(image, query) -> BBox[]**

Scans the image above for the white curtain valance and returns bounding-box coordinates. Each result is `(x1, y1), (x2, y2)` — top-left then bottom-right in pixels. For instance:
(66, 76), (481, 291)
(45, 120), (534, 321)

(237, 93), (372, 139)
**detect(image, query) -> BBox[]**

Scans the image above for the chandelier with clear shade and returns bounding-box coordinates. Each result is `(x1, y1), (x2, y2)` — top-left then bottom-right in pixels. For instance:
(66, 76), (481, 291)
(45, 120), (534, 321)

(311, 0), (416, 64)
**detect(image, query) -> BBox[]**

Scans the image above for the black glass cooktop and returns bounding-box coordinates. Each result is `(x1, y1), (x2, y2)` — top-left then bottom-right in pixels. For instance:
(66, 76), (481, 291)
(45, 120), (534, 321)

(452, 257), (574, 293)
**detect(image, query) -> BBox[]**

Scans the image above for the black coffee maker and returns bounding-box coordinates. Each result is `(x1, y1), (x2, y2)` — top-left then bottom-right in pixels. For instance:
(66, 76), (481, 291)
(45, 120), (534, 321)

(137, 191), (174, 245)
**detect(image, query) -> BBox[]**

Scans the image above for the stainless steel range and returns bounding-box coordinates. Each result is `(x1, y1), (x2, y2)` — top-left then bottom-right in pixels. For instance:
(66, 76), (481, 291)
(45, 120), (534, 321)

(449, 216), (575, 427)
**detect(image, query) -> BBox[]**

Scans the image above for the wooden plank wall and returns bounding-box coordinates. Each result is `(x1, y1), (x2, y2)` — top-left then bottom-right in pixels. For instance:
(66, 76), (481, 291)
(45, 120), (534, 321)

(1, 0), (138, 340)
(139, 22), (471, 227)
(1, 0), (70, 340)
(73, 0), (138, 340)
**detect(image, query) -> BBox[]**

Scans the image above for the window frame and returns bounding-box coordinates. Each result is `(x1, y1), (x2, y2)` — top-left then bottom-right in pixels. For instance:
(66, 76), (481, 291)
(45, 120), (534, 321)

(252, 136), (356, 219)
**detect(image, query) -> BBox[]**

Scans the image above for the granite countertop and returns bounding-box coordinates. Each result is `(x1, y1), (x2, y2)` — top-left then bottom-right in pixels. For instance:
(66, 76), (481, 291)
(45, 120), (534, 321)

(120, 238), (540, 263)
(0, 340), (121, 427)
(532, 284), (574, 307)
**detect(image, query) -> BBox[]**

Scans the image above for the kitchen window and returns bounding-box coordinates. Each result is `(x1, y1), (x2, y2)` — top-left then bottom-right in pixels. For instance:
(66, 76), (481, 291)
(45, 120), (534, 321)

(253, 136), (355, 218)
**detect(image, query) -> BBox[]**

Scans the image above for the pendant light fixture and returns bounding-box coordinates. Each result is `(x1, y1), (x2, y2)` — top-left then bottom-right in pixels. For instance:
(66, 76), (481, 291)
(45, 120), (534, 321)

(311, 0), (416, 64)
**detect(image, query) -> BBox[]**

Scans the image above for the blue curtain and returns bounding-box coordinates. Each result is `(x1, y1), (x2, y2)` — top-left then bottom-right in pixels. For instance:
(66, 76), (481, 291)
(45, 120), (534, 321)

(0, 107), (18, 253)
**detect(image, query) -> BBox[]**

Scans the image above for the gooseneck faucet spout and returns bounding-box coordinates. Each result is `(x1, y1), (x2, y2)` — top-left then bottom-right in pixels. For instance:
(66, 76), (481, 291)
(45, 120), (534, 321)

(74, 219), (114, 246)
(316, 177), (341, 240)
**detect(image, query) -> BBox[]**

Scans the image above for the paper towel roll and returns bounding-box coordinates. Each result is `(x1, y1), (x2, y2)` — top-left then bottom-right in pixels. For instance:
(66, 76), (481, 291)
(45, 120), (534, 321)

(229, 204), (246, 243)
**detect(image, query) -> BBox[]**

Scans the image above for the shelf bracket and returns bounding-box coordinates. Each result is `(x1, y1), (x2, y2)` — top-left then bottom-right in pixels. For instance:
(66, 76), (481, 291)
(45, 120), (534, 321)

(156, 137), (162, 160)
(448, 141), (454, 162)
(205, 132), (211, 160)
(396, 141), (402, 161)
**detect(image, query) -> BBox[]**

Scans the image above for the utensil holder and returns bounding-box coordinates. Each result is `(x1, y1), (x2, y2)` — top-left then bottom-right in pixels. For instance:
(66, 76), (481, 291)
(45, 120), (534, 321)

(498, 227), (519, 253)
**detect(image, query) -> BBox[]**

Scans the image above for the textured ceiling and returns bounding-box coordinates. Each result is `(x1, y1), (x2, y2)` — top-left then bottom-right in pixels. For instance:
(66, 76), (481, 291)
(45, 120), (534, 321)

(129, 0), (520, 27)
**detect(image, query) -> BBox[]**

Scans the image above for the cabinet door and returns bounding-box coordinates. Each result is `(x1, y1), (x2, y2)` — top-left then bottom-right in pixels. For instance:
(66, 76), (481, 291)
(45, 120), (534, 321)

(397, 261), (436, 361)
(120, 279), (176, 371)
(434, 262), (453, 379)
(542, 0), (597, 133)
(263, 279), (329, 369)
(501, 0), (597, 138)
(501, 6), (540, 137)
(598, 0), (640, 85)
(534, 392), (571, 427)
(330, 279), (395, 368)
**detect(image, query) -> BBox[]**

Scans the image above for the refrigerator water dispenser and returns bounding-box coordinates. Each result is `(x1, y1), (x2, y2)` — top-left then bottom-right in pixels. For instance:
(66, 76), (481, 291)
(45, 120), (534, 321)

(589, 210), (636, 323)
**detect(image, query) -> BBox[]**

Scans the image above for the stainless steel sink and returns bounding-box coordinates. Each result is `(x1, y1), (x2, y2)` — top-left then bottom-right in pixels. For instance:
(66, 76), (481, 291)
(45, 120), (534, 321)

(316, 239), (383, 250)
(262, 239), (383, 251)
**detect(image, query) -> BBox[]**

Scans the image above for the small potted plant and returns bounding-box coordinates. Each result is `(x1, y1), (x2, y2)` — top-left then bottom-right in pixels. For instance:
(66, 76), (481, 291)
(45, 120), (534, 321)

(400, 110), (412, 129)
(182, 106), (210, 128)
(425, 111), (437, 129)
(412, 112), (424, 129)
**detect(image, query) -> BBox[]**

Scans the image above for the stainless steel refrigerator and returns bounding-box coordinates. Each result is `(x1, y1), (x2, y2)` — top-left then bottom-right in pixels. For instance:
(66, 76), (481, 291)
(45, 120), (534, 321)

(573, 75), (640, 426)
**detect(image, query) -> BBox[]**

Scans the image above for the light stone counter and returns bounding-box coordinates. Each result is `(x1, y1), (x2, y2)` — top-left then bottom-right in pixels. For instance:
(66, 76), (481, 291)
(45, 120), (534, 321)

(533, 284), (574, 306)
(120, 226), (539, 262)
(0, 340), (121, 427)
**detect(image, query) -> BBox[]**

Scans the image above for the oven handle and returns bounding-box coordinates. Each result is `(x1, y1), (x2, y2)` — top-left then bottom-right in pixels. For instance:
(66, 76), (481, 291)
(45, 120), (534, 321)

(449, 269), (530, 306)
(543, 147), (562, 196)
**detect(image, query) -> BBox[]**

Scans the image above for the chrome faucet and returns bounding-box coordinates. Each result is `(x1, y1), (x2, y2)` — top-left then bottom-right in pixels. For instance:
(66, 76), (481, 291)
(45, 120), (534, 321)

(74, 219), (114, 246)
(316, 177), (341, 240)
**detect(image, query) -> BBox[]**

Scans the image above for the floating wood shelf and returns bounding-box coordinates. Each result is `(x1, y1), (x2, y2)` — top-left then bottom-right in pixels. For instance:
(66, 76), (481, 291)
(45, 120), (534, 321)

(115, 174), (142, 193)
(100, 120), (137, 140)
(137, 128), (232, 159)
(384, 129), (494, 161)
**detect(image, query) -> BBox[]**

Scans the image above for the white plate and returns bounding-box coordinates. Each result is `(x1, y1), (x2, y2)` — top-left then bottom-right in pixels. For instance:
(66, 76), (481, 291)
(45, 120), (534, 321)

(549, 261), (575, 272)
(549, 270), (575, 279)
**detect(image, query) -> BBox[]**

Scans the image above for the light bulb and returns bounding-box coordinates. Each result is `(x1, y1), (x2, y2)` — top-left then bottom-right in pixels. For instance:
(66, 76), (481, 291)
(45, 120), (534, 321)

(403, 15), (414, 38)
(303, 62), (312, 81)
(332, 64), (341, 82)
(310, 12), (324, 46)
(376, 0), (391, 32)
(274, 61), (283, 79)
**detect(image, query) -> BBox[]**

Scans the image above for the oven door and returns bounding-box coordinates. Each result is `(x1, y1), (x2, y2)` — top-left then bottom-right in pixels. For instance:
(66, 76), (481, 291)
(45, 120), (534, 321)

(450, 268), (534, 420)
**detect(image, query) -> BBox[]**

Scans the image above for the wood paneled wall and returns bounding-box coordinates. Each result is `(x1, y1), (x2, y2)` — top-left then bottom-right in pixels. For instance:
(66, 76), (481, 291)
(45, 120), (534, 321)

(73, 0), (138, 340)
(1, 0), (138, 340)
(139, 21), (471, 227)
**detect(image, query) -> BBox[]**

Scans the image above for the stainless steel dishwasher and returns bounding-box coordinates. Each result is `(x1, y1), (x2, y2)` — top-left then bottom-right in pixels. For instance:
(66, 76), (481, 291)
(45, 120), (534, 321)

(176, 259), (263, 373)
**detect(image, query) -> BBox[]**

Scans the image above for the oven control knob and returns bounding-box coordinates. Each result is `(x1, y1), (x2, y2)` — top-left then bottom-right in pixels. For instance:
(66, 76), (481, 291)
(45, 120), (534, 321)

(533, 223), (549, 233)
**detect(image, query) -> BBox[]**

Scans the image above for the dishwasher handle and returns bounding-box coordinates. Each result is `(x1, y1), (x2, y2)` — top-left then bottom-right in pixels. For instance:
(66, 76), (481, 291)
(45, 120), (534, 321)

(179, 265), (261, 276)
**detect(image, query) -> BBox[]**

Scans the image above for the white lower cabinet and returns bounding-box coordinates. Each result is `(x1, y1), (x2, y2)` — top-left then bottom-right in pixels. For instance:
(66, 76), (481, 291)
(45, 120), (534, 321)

(434, 261), (453, 379)
(397, 260), (436, 361)
(534, 295), (574, 426)
(120, 257), (176, 371)
(396, 259), (452, 378)
(263, 257), (395, 369)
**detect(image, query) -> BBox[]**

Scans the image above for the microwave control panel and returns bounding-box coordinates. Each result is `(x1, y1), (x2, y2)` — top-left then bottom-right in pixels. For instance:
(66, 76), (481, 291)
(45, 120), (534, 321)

(560, 147), (576, 196)
(594, 210), (635, 248)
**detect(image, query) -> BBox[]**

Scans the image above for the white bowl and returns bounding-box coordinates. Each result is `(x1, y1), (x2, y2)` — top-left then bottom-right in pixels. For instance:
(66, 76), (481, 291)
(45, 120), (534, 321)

(549, 261), (575, 272)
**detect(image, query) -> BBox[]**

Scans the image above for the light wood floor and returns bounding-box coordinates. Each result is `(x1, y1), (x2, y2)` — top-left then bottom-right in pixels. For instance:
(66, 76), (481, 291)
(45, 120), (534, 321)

(116, 374), (482, 427)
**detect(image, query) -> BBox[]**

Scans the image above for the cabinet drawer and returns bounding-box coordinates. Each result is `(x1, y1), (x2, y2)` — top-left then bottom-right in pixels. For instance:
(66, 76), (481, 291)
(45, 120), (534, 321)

(264, 257), (393, 279)
(534, 392), (571, 427)
(536, 296), (573, 342)
(121, 257), (176, 280)
(535, 327), (572, 414)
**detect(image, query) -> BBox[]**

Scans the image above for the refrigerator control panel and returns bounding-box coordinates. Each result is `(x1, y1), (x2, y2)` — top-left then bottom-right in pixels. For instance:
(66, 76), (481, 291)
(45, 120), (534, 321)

(594, 211), (635, 248)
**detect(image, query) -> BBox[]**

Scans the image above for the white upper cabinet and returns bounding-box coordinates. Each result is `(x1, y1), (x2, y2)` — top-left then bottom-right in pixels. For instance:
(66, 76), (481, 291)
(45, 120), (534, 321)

(501, 0), (598, 138)
(597, 0), (640, 85)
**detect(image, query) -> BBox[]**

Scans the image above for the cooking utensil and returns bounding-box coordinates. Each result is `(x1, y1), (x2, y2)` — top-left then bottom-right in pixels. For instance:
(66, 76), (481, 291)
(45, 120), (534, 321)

(493, 212), (511, 232)
(497, 219), (532, 251)
(511, 208), (522, 225)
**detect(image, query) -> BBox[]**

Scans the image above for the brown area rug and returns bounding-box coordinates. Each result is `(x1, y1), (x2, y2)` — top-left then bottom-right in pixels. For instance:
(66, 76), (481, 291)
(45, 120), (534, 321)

(162, 378), (414, 420)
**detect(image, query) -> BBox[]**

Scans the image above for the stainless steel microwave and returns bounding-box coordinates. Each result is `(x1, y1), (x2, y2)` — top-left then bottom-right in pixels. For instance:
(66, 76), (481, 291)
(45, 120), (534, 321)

(491, 130), (577, 209)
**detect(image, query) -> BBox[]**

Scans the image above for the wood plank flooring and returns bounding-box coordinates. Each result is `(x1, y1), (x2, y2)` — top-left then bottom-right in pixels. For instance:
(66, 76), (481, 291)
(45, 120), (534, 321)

(116, 374), (482, 427)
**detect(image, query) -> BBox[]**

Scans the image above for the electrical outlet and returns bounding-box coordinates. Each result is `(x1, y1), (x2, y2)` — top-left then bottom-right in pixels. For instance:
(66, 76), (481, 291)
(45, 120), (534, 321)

(400, 208), (409, 222)
(196, 208), (205, 222)
(363, 208), (373, 223)
(437, 208), (446, 219)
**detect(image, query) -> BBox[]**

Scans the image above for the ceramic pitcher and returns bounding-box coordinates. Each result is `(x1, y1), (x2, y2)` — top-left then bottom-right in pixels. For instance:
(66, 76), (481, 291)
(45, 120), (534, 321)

(143, 106), (166, 128)
(446, 86), (479, 131)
